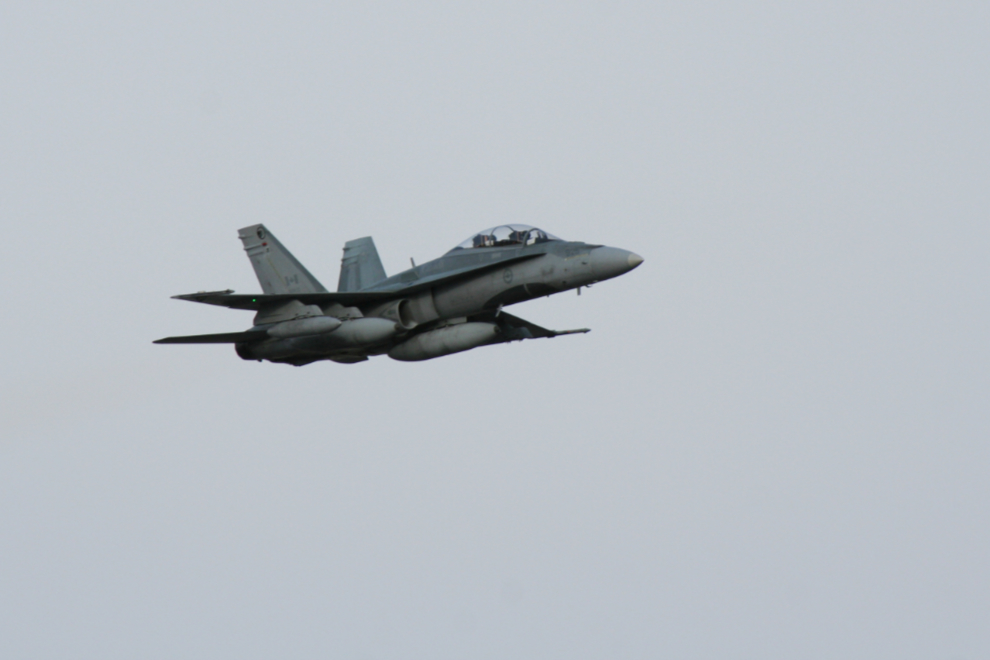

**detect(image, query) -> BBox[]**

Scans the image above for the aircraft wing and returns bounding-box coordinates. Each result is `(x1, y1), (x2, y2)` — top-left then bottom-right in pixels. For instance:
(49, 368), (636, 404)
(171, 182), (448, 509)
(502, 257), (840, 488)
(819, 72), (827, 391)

(170, 253), (544, 309)
(170, 289), (396, 310)
(484, 311), (590, 340)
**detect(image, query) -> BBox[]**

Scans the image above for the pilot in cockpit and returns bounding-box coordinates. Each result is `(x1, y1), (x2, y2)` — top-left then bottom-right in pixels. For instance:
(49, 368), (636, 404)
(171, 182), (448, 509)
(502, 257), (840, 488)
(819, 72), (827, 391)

(508, 229), (528, 244)
(472, 233), (493, 248)
(525, 229), (547, 245)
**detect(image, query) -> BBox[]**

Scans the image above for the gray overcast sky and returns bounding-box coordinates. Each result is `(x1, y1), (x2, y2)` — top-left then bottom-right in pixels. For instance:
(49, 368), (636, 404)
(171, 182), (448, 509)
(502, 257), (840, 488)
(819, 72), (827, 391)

(1, 2), (988, 659)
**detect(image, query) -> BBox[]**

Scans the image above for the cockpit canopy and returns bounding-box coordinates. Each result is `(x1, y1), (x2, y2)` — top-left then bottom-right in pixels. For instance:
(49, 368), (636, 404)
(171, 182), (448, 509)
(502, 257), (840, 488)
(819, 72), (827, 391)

(451, 224), (562, 251)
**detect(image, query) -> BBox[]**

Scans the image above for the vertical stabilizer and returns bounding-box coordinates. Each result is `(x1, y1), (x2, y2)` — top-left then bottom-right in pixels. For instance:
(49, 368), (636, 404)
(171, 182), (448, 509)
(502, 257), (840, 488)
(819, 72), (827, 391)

(238, 224), (328, 294)
(338, 237), (387, 292)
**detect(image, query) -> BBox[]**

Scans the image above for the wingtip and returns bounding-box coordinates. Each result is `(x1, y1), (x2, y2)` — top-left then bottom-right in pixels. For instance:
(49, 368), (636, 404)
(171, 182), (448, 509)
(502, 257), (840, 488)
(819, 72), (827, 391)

(171, 289), (235, 300)
(551, 328), (591, 337)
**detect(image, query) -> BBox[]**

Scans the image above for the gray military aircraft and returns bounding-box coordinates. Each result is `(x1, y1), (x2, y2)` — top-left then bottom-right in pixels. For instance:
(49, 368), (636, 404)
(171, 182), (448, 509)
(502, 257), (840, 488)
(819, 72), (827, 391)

(155, 224), (643, 365)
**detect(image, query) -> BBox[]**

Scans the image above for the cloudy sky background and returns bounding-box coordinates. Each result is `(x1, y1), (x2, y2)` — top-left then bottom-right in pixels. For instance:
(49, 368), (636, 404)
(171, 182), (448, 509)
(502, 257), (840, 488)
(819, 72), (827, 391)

(1, 3), (988, 659)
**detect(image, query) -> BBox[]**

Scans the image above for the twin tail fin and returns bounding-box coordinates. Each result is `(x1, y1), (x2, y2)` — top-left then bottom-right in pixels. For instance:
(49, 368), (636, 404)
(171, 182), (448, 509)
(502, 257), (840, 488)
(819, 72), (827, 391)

(238, 224), (328, 294)
(338, 237), (387, 292)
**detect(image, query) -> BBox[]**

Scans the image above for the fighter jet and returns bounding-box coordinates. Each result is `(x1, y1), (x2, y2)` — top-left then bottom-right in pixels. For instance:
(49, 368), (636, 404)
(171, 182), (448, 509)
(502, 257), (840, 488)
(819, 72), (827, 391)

(155, 224), (643, 365)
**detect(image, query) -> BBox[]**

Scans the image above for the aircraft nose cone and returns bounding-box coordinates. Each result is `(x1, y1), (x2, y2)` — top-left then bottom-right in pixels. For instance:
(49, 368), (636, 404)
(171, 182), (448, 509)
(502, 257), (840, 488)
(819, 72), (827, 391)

(589, 247), (643, 281)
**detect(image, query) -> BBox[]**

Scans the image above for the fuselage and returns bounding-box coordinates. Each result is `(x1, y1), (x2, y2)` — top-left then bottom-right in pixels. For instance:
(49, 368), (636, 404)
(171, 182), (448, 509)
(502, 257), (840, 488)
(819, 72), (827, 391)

(366, 239), (642, 320)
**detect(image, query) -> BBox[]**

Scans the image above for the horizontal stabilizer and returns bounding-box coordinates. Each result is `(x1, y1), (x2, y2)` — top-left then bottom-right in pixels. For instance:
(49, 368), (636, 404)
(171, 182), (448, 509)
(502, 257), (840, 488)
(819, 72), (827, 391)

(154, 330), (268, 344)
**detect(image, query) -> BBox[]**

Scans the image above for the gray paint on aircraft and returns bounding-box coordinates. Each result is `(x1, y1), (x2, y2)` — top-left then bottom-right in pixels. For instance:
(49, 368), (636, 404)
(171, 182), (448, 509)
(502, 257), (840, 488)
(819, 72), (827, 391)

(155, 224), (642, 365)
